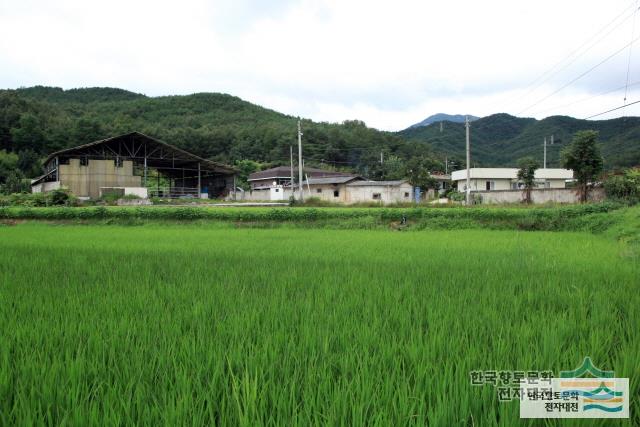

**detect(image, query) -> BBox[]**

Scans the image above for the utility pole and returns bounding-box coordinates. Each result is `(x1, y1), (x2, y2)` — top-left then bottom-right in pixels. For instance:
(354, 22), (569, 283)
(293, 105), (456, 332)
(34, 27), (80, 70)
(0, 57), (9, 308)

(445, 156), (448, 175)
(380, 151), (384, 165)
(543, 137), (547, 169)
(465, 116), (471, 205)
(297, 119), (304, 201)
(290, 145), (294, 197)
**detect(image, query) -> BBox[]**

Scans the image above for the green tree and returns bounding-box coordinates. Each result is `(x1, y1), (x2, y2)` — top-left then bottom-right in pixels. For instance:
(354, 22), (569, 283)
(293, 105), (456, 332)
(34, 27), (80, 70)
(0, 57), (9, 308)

(1, 170), (29, 194)
(17, 149), (42, 178)
(0, 149), (19, 184)
(517, 156), (539, 204)
(603, 168), (640, 204)
(382, 155), (405, 180)
(234, 159), (264, 191)
(72, 118), (104, 145)
(561, 130), (604, 203)
(10, 113), (46, 153)
(405, 156), (437, 191)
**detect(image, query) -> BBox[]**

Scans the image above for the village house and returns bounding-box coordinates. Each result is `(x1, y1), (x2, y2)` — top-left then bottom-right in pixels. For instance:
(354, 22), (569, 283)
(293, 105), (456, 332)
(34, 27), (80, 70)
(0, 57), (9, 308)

(242, 166), (415, 204)
(451, 168), (573, 191)
(449, 167), (586, 203)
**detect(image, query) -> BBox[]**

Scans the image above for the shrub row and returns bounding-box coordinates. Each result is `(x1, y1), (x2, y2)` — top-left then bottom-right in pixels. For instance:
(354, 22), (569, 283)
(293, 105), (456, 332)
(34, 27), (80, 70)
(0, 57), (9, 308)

(0, 202), (621, 227)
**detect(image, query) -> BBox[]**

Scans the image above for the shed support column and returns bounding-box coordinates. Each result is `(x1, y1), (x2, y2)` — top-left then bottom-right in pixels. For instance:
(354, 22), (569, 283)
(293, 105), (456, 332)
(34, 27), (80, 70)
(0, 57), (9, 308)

(55, 157), (59, 182)
(143, 156), (148, 187)
(197, 163), (201, 198)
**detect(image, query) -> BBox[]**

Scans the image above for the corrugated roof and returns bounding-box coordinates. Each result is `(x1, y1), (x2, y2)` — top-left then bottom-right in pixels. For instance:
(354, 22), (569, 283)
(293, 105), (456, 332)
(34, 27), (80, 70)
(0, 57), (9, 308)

(248, 166), (354, 181)
(43, 131), (236, 174)
(302, 176), (363, 185)
(431, 174), (451, 180)
(347, 180), (409, 187)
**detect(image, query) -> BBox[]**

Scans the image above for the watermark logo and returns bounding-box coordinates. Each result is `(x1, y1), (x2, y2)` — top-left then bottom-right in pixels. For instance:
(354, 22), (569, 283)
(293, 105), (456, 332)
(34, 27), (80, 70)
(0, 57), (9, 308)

(469, 358), (629, 419)
(520, 358), (628, 419)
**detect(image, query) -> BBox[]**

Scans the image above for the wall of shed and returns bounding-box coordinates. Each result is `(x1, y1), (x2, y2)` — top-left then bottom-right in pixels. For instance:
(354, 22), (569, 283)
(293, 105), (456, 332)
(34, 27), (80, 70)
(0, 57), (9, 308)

(346, 183), (413, 204)
(59, 159), (142, 199)
(235, 182), (413, 204)
(31, 181), (61, 193)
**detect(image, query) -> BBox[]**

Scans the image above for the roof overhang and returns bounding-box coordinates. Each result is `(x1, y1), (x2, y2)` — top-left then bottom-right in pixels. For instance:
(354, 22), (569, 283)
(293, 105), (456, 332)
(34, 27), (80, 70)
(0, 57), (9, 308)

(43, 131), (237, 175)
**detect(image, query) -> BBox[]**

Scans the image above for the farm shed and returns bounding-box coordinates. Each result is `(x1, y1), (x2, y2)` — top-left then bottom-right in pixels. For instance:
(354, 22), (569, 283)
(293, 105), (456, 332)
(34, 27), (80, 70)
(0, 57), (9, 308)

(31, 132), (236, 199)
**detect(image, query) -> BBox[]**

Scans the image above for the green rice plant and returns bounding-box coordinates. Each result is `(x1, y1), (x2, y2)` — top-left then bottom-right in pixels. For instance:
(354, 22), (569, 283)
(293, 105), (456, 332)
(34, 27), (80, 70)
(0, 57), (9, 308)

(0, 224), (638, 425)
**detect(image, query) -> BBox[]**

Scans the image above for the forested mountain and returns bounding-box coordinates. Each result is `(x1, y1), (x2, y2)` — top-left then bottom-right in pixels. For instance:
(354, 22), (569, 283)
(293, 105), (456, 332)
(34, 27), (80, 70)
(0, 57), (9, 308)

(399, 113), (640, 168)
(0, 86), (434, 182)
(1, 86), (639, 189)
(408, 113), (479, 129)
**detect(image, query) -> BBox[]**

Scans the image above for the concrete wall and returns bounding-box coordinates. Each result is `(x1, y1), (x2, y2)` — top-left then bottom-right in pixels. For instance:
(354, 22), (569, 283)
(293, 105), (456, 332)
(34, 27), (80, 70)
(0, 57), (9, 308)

(59, 159), (142, 199)
(238, 185), (348, 202)
(346, 183), (413, 204)
(307, 184), (349, 202)
(31, 181), (61, 193)
(474, 188), (605, 204)
(236, 182), (413, 204)
(238, 189), (284, 201)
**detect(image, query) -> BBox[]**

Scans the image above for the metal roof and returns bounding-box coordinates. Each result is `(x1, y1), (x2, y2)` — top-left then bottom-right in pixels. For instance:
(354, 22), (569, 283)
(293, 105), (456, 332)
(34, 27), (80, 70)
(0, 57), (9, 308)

(248, 166), (354, 181)
(302, 176), (363, 185)
(347, 180), (409, 187)
(43, 131), (236, 174)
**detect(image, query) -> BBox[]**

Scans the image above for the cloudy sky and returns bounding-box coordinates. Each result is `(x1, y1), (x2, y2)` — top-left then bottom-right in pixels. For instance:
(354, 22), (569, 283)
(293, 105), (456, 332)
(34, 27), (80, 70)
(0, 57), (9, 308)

(0, 0), (638, 130)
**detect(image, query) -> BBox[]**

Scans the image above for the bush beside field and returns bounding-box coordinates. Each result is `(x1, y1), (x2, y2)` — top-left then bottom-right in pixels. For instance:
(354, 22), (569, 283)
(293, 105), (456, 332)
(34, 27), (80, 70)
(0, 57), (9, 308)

(0, 202), (620, 222)
(3, 203), (638, 250)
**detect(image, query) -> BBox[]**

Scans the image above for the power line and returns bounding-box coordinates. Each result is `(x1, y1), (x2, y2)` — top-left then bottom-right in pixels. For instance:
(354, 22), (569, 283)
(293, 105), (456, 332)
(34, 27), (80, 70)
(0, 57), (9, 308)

(584, 99), (640, 119)
(518, 34), (640, 115)
(623, 0), (639, 112)
(505, 1), (639, 111)
(529, 80), (640, 116)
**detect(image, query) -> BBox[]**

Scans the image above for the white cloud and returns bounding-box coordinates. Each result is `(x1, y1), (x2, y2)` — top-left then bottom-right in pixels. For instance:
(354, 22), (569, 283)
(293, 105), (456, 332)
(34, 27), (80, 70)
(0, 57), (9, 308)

(0, 0), (639, 130)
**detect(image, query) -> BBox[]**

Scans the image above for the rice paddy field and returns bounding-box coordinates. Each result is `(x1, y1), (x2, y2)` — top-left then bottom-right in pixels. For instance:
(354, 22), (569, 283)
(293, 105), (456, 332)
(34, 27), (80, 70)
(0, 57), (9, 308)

(0, 220), (639, 425)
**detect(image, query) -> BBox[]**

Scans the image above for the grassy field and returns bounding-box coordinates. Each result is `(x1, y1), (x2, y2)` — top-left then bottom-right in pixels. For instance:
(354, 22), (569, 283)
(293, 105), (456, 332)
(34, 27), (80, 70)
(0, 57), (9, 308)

(0, 222), (638, 425)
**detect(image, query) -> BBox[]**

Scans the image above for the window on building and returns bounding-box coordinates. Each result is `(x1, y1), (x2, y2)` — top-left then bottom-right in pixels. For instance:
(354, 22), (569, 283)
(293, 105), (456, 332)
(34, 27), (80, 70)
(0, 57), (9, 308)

(333, 190), (339, 197)
(404, 192), (410, 198)
(274, 188), (279, 192)
(115, 157), (122, 168)
(80, 157), (88, 166)
(373, 193), (382, 200)
(485, 181), (495, 191)
(316, 188), (322, 193)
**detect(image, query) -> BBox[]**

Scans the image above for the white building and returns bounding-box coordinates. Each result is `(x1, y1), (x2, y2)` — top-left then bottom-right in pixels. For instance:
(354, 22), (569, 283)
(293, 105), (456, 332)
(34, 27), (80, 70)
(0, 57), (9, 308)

(451, 168), (573, 192)
(237, 175), (414, 204)
(344, 180), (413, 204)
(299, 177), (413, 204)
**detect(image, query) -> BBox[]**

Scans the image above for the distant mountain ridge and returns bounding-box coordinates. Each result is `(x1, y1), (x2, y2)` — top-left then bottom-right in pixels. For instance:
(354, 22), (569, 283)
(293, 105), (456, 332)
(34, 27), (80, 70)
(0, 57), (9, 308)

(398, 113), (640, 168)
(408, 113), (479, 129)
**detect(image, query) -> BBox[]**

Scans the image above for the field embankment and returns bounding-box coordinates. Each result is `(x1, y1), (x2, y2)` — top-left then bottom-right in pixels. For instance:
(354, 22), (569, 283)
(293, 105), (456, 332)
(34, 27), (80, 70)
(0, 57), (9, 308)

(0, 202), (631, 231)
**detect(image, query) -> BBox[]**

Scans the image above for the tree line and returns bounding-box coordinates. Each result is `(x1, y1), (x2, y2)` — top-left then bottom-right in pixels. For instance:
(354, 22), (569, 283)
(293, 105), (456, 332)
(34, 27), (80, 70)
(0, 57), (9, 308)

(0, 88), (449, 193)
